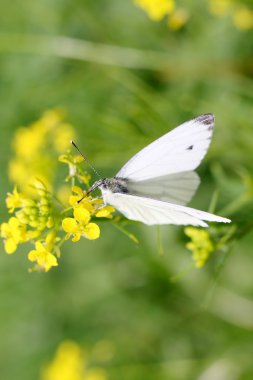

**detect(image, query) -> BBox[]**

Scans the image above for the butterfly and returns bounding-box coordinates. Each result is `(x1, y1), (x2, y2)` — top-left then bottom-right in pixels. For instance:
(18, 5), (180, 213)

(74, 113), (231, 227)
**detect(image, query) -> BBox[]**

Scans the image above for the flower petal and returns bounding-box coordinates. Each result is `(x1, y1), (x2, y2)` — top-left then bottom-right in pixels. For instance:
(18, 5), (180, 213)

(83, 223), (100, 240)
(5, 239), (17, 254)
(28, 250), (38, 262)
(44, 253), (58, 272)
(74, 207), (90, 224)
(96, 206), (115, 218)
(35, 241), (45, 252)
(62, 218), (78, 233)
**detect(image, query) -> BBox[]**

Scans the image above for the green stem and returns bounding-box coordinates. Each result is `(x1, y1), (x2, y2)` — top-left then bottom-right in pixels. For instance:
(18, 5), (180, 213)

(112, 222), (139, 245)
(0, 33), (172, 70)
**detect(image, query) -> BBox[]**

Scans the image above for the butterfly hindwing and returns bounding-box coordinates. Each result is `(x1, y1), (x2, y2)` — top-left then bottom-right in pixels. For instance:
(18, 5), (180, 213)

(103, 192), (230, 227)
(126, 171), (200, 205)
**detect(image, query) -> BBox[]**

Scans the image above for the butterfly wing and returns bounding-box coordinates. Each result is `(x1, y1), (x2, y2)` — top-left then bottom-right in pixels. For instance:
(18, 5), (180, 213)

(116, 114), (214, 181)
(127, 171), (200, 205)
(103, 192), (230, 227)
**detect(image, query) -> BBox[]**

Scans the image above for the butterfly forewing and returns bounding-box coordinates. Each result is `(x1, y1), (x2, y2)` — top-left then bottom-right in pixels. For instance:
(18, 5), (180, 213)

(116, 114), (214, 181)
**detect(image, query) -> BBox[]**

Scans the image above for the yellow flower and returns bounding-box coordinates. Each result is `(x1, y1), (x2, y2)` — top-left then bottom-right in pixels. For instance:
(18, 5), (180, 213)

(208, 0), (232, 17)
(41, 340), (107, 380)
(68, 186), (94, 212)
(233, 7), (253, 30)
(8, 158), (52, 195)
(59, 152), (91, 185)
(59, 153), (84, 179)
(134, 0), (175, 20)
(38, 109), (63, 131)
(45, 231), (61, 255)
(28, 241), (58, 272)
(185, 227), (214, 268)
(168, 8), (189, 30)
(95, 206), (115, 218)
(62, 207), (100, 241)
(10, 180), (55, 233)
(9, 110), (76, 194)
(42, 341), (83, 380)
(53, 123), (75, 153)
(6, 187), (25, 213)
(0, 217), (27, 254)
(12, 125), (46, 159)
(68, 187), (115, 217)
(69, 185), (85, 205)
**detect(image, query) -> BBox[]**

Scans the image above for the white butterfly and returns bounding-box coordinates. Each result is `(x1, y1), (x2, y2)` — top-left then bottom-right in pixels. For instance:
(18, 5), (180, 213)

(83, 114), (231, 227)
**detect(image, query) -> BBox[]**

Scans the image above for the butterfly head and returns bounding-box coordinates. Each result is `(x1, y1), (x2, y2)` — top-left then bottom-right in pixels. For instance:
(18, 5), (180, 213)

(87, 178), (128, 196)
(86, 179), (106, 196)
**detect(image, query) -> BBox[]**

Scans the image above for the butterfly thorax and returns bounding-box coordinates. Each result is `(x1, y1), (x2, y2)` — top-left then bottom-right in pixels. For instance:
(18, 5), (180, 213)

(98, 177), (128, 194)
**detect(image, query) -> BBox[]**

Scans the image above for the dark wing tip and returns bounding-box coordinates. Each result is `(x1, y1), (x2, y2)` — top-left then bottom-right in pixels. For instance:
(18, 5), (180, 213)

(195, 113), (215, 129)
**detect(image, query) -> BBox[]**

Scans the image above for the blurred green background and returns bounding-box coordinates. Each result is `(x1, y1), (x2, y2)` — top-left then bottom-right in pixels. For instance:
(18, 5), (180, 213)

(1, 1), (253, 379)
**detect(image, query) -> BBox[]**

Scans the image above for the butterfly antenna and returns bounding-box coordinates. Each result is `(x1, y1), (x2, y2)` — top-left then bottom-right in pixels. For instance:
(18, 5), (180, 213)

(71, 140), (101, 179)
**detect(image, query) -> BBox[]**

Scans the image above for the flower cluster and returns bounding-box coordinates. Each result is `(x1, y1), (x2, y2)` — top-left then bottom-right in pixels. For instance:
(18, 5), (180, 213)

(8, 109), (75, 193)
(62, 186), (114, 242)
(41, 340), (108, 380)
(134, 0), (253, 31)
(0, 175), (114, 272)
(184, 227), (214, 268)
(134, 0), (189, 30)
(209, 0), (253, 30)
(1, 181), (59, 271)
(0, 111), (115, 272)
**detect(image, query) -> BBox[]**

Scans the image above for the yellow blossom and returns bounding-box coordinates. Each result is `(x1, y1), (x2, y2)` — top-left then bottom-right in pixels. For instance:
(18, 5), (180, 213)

(168, 8), (189, 30)
(42, 341), (83, 380)
(28, 241), (58, 272)
(59, 153), (91, 185)
(95, 206), (115, 218)
(208, 0), (232, 17)
(9, 180), (55, 233)
(185, 227), (214, 268)
(9, 110), (76, 194)
(12, 125), (46, 159)
(41, 340), (107, 380)
(1, 217), (27, 254)
(45, 231), (61, 255)
(134, 0), (175, 20)
(68, 186), (95, 212)
(8, 158), (52, 195)
(6, 187), (26, 213)
(59, 153), (83, 177)
(62, 207), (100, 241)
(58, 154), (83, 165)
(233, 7), (253, 30)
(53, 123), (75, 153)
(74, 207), (91, 224)
(38, 109), (63, 130)
(82, 223), (100, 240)
(68, 186), (86, 206)
(68, 187), (115, 218)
